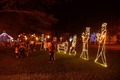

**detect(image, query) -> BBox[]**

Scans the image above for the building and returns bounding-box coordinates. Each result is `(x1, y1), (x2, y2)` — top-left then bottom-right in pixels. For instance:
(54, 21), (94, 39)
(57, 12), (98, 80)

(0, 31), (13, 42)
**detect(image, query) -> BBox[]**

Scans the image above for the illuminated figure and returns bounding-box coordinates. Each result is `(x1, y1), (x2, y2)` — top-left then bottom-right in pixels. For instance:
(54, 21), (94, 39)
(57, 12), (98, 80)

(80, 27), (90, 60)
(40, 34), (45, 50)
(94, 23), (107, 67)
(69, 34), (77, 55)
(44, 37), (47, 50)
(57, 37), (68, 54)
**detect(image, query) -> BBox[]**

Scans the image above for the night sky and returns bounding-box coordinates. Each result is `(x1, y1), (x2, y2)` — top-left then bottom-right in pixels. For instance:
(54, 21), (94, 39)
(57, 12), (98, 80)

(52, 0), (120, 35)
(0, 0), (120, 36)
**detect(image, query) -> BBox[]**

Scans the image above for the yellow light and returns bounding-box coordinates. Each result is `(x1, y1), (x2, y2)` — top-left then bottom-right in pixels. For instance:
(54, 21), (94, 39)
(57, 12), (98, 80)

(95, 61), (107, 67)
(30, 41), (34, 44)
(47, 35), (50, 39)
(102, 35), (105, 38)
(18, 35), (20, 37)
(36, 37), (39, 41)
(80, 27), (90, 60)
(94, 23), (107, 67)
(69, 34), (77, 56)
(24, 36), (27, 40)
(57, 41), (68, 54)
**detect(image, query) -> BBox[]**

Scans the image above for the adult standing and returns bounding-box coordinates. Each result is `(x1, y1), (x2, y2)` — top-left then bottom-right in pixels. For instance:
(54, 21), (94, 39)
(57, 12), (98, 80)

(48, 37), (57, 63)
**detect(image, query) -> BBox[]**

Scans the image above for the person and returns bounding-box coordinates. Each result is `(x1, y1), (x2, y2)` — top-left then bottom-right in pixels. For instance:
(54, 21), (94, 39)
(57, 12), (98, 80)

(19, 44), (25, 58)
(48, 37), (57, 63)
(28, 44), (31, 53)
(15, 45), (19, 58)
(25, 46), (29, 58)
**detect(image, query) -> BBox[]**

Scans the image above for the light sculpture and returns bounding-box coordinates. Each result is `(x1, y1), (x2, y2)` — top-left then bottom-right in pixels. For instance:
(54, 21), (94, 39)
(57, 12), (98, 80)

(40, 34), (45, 50)
(57, 40), (68, 54)
(44, 37), (47, 50)
(80, 27), (90, 60)
(69, 34), (77, 55)
(94, 23), (107, 67)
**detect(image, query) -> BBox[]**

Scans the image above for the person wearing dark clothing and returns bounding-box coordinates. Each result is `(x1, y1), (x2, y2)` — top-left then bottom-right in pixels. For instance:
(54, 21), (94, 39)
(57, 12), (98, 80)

(48, 37), (57, 63)
(19, 45), (25, 58)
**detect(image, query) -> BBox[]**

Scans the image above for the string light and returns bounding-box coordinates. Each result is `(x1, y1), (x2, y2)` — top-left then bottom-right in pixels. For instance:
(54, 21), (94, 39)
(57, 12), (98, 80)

(80, 27), (90, 60)
(94, 23), (107, 67)
(57, 40), (68, 54)
(69, 34), (77, 56)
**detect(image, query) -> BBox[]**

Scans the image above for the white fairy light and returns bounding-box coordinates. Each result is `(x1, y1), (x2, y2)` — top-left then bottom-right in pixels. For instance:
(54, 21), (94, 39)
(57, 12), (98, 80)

(80, 27), (90, 60)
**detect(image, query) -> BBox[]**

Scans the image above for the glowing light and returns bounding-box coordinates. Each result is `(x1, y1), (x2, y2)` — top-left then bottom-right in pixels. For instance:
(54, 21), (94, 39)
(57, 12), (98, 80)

(32, 34), (35, 37)
(0, 31), (13, 40)
(24, 36), (27, 40)
(11, 39), (14, 42)
(18, 35), (20, 37)
(30, 41), (34, 44)
(40, 34), (45, 42)
(57, 41), (68, 54)
(69, 34), (77, 56)
(69, 37), (73, 42)
(80, 27), (90, 60)
(94, 23), (107, 67)
(40, 34), (45, 50)
(44, 38), (47, 50)
(47, 35), (50, 39)
(95, 61), (107, 67)
(60, 37), (63, 42)
(36, 37), (39, 41)
(90, 33), (96, 43)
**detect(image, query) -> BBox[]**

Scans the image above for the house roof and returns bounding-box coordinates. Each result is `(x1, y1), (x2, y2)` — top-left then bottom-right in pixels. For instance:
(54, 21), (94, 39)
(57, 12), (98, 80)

(0, 31), (13, 40)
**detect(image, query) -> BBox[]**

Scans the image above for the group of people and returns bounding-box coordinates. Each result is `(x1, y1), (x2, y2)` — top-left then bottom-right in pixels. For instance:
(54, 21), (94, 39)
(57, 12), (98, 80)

(14, 36), (57, 64)
(14, 35), (75, 64)
(14, 44), (31, 58)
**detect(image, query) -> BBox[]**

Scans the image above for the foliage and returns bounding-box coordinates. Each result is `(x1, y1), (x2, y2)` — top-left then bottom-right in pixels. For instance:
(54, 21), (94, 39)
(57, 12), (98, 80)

(0, 10), (57, 37)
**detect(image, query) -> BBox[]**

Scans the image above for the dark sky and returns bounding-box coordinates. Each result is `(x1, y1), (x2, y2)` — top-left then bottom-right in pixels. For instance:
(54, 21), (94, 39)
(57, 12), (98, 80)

(52, 0), (120, 35)
(0, 0), (120, 36)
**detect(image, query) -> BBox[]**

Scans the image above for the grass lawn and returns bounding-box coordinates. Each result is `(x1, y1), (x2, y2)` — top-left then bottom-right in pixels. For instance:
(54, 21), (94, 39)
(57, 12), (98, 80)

(0, 45), (120, 80)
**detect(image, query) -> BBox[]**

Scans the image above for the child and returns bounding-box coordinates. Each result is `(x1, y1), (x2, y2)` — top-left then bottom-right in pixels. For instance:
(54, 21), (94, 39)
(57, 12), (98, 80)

(15, 46), (19, 58)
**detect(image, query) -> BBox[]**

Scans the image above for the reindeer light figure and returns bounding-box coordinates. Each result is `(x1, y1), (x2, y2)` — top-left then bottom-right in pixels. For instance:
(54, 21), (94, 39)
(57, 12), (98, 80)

(80, 27), (90, 60)
(94, 23), (107, 67)
(69, 34), (77, 55)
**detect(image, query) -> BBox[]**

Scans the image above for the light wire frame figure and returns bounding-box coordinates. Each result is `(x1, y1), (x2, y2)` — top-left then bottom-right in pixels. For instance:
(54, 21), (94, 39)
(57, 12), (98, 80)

(69, 34), (77, 56)
(80, 27), (90, 60)
(94, 23), (107, 67)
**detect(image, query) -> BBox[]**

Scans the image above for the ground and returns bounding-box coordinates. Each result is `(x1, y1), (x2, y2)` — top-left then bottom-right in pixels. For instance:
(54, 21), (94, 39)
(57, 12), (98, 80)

(0, 44), (120, 80)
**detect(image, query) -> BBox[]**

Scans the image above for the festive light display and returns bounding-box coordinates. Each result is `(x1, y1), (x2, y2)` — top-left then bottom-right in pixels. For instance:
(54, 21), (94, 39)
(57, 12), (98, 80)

(24, 36), (28, 41)
(36, 37), (39, 41)
(69, 34), (77, 55)
(94, 23), (107, 67)
(0, 31), (13, 42)
(57, 40), (68, 54)
(80, 27), (90, 60)
(69, 36), (73, 42)
(46, 35), (50, 39)
(40, 34), (45, 50)
(90, 33), (97, 44)
(44, 37), (47, 50)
